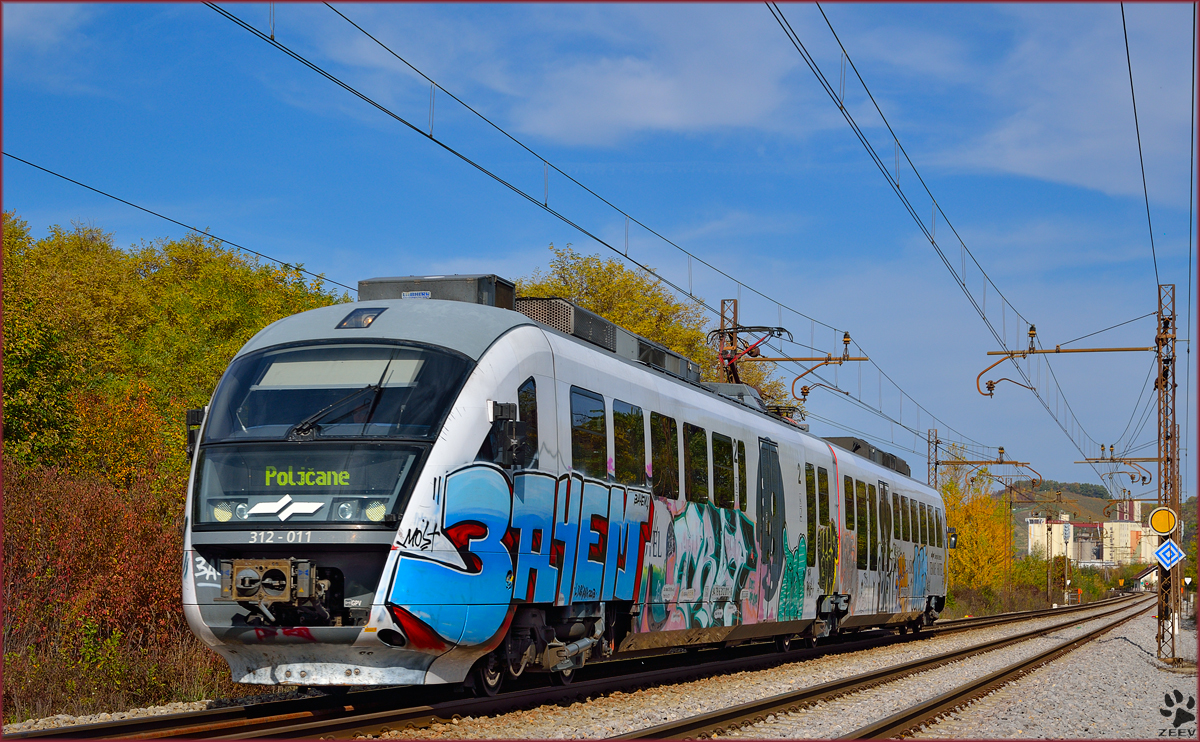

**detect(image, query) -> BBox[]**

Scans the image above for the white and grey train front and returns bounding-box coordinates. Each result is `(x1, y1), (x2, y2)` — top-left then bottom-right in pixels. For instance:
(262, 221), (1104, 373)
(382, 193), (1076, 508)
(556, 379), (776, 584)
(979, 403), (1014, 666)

(182, 291), (538, 687)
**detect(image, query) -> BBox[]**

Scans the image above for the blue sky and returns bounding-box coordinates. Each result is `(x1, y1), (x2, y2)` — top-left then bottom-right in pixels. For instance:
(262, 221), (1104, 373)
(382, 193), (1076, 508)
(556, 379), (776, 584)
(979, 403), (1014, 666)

(4, 2), (1196, 501)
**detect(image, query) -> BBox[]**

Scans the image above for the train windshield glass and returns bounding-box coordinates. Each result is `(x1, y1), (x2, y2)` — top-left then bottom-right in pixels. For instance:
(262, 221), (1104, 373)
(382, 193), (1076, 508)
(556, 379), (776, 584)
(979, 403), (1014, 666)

(192, 442), (420, 526)
(204, 343), (471, 442)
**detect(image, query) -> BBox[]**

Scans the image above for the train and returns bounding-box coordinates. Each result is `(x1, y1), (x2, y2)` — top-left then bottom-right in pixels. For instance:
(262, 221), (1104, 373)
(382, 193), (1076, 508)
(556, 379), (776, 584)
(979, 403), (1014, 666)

(182, 274), (948, 695)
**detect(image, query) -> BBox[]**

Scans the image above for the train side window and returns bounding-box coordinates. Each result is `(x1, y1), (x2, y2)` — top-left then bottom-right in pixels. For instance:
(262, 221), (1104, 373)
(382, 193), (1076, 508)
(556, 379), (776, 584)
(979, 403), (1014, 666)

(649, 412), (679, 500)
(934, 509), (943, 548)
(844, 475), (856, 530)
(737, 441), (748, 511)
(569, 386), (607, 480)
(684, 423), (709, 503)
(805, 463), (817, 567)
(613, 399), (645, 486)
(892, 492), (902, 539)
(919, 502), (929, 545)
(817, 467), (831, 526)
(910, 499), (919, 544)
(879, 483), (892, 554)
(901, 495), (911, 541)
(517, 377), (538, 468)
(712, 433), (735, 508)
(868, 483), (879, 571)
(855, 479), (868, 569)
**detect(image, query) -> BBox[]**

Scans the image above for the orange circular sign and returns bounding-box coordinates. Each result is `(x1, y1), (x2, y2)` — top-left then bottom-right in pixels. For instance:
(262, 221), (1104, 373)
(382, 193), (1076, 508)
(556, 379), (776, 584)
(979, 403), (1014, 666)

(1148, 507), (1178, 536)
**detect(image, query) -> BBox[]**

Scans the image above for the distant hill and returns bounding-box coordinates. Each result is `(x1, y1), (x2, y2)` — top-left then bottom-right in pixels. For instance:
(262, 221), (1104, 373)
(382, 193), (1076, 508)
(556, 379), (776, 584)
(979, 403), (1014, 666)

(1009, 479), (1111, 500)
(1000, 483), (1122, 554)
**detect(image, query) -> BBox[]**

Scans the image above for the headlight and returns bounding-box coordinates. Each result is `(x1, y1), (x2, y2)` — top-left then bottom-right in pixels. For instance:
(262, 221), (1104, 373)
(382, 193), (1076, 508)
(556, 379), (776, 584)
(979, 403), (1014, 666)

(213, 501), (233, 522)
(235, 503), (249, 520)
(336, 501), (357, 520)
(365, 501), (387, 522)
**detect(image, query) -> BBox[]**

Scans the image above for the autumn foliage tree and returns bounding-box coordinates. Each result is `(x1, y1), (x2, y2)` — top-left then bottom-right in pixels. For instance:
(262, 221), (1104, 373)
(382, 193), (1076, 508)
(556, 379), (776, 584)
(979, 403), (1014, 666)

(2, 212), (348, 721)
(517, 244), (789, 402)
(939, 446), (1010, 592)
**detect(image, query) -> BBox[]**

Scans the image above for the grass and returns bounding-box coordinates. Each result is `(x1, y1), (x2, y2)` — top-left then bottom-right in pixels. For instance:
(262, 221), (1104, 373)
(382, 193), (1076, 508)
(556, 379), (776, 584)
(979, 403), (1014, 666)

(2, 624), (276, 725)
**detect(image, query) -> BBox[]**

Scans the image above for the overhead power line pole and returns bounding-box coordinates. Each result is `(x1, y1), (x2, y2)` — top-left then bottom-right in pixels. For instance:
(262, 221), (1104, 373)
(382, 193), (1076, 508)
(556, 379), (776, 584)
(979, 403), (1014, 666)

(1155, 284), (1179, 662)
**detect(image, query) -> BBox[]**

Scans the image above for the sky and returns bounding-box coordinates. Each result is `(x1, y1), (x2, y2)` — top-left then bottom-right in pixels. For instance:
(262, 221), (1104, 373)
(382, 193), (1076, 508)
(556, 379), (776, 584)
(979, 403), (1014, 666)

(4, 2), (1196, 503)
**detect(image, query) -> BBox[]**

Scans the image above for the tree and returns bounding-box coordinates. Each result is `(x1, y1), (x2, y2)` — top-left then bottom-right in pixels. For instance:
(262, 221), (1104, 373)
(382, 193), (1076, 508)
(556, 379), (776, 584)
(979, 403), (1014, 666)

(1, 211), (349, 486)
(517, 244), (789, 402)
(939, 445), (1010, 591)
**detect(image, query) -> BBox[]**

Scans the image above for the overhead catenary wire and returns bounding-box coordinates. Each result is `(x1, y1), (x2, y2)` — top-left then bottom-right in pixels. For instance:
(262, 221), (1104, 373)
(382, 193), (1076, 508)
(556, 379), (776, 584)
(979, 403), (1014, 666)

(768, 2), (1102, 477)
(1120, 2), (1161, 287)
(2, 151), (357, 294)
(1183, 2), (1196, 499)
(1057, 312), (1155, 347)
(211, 2), (1004, 458)
(321, 1), (996, 454)
(797, 3), (1107, 462)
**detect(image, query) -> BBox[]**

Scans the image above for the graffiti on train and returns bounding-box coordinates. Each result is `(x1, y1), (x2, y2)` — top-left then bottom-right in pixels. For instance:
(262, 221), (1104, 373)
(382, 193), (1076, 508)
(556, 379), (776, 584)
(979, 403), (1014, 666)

(638, 499), (758, 631)
(388, 465), (650, 649)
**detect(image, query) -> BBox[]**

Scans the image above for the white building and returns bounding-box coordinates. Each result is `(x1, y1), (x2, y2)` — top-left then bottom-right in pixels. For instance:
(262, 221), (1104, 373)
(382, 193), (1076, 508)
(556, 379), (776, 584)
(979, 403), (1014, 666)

(1026, 513), (1156, 565)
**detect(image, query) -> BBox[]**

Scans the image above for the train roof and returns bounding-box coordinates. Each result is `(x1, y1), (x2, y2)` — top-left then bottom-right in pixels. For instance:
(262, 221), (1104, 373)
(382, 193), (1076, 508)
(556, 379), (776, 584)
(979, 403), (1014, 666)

(234, 299), (534, 361)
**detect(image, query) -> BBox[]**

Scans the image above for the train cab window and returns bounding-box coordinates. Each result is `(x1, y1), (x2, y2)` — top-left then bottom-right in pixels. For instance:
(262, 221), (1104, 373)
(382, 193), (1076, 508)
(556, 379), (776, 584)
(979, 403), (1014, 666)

(844, 475), (856, 530)
(613, 399), (645, 486)
(650, 412), (679, 500)
(517, 377), (538, 468)
(868, 483), (879, 571)
(737, 440), (748, 511)
(805, 464), (817, 567)
(855, 479), (868, 569)
(712, 433), (735, 508)
(919, 502), (929, 545)
(901, 495), (911, 541)
(570, 387), (607, 480)
(684, 423), (709, 503)
(817, 467), (831, 527)
(892, 492), (902, 540)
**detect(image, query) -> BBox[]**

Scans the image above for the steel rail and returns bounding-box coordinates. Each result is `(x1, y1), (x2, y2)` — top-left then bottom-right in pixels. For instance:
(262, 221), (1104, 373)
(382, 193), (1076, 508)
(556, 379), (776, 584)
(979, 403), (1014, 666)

(840, 600), (1155, 739)
(5, 595), (1140, 740)
(608, 596), (1153, 740)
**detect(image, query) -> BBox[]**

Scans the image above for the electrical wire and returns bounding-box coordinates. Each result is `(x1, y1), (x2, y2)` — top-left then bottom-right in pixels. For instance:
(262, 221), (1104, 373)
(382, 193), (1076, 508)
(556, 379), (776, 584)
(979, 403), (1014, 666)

(210, 1), (1007, 460)
(1057, 313), (1155, 347)
(1183, 2), (1195, 500)
(1120, 2), (1162, 287)
(2, 151), (357, 294)
(768, 2), (1100, 477)
(321, 1), (996, 456)
(1112, 356), (1159, 449)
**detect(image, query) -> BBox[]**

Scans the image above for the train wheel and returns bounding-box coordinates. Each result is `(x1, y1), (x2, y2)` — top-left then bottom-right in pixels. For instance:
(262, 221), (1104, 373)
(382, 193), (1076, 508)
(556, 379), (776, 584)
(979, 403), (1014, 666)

(549, 667), (575, 686)
(472, 654), (504, 697)
(774, 635), (793, 653)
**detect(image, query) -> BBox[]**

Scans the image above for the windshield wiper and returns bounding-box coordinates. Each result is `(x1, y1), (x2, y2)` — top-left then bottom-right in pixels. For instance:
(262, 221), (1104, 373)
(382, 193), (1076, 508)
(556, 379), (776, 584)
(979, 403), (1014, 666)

(287, 384), (381, 440)
(286, 355), (398, 441)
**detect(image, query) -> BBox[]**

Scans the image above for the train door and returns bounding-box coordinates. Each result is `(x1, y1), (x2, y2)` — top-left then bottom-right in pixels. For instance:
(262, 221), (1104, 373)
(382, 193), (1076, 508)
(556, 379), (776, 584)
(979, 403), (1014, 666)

(755, 439), (785, 622)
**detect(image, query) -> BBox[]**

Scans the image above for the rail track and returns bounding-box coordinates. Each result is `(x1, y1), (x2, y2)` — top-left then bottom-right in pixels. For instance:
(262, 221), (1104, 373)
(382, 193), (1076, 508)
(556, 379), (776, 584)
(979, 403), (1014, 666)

(610, 595), (1154, 740)
(6, 594), (1144, 741)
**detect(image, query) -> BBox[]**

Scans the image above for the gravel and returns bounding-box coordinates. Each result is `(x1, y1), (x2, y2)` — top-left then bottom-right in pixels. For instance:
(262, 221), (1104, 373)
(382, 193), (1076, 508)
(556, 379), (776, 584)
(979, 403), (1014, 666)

(719, 602), (1161, 738)
(913, 611), (1197, 739)
(368, 601), (1148, 739)
(1, 688), (321, 735)
(1, 701), (212, 735)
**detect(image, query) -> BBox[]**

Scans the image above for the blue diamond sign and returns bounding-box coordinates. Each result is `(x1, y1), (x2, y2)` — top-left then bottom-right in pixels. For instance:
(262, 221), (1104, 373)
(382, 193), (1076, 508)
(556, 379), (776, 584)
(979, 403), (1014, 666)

(1154, 538), (1186, 571)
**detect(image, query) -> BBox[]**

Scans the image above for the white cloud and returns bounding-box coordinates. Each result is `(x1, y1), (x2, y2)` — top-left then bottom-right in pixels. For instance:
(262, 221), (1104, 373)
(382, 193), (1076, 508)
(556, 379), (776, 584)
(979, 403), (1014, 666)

(935, 4), (1194, 206)
(3, 3), (93, 50)
(2, 3), (105, 95)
